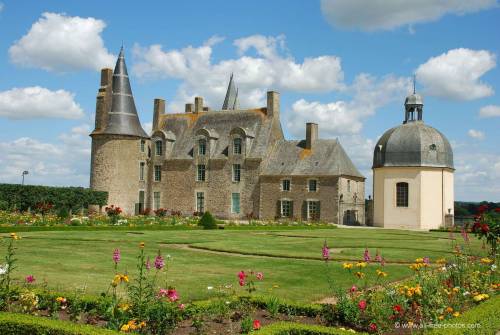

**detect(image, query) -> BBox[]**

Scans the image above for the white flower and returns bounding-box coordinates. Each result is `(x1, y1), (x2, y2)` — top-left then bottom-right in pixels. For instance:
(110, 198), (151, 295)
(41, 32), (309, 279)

(463, 291), (470, 296)
(0, 264), (9, 275)
(441, 267), (447, 271)
(492, 264), (497, 270)
(207, 286), (213, 290)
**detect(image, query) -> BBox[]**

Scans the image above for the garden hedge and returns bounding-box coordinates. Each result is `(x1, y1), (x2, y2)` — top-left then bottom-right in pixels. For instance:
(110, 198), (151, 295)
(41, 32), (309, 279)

(0, 312), (119, 335)
(257, 322), (367, 335)
(0, 183), (107, 211)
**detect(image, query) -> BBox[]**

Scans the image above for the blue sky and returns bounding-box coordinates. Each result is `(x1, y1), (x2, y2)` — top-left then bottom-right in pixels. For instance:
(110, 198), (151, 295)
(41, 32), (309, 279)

(0, 0), (499, 201)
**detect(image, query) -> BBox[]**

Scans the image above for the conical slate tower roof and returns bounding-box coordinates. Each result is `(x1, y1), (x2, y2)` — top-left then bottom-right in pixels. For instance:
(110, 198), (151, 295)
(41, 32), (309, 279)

(102, 47), (148, 138)
(222, 73), (239, 110)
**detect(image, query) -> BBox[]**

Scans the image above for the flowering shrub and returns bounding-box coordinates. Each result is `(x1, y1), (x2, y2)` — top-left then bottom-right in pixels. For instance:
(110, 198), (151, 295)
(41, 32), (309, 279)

(471, 204), (499, 255)
(154, 208), (168, 217)
(105, 205), (122, 225)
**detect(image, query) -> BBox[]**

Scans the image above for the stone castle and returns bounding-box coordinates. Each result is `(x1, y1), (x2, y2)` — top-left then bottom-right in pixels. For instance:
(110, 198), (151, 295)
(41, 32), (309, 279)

(90, 48), (365, 223)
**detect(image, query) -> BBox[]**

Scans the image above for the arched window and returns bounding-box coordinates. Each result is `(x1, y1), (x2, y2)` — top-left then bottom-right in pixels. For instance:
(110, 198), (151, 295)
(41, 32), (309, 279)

(396, 182), (409, 207)
(233, 138), (242, 155)
(198, 139), (207, 155)
(155, 140), (163, 156)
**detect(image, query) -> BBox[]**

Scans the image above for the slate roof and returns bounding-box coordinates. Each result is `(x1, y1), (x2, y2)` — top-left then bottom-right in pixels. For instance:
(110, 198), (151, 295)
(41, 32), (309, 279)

(261, 139), (364, 178)
(100, 47), (149, 138)
(373, 121), (454, 169)
(157, 108), (276, 160)
(222, 74), (239, 110)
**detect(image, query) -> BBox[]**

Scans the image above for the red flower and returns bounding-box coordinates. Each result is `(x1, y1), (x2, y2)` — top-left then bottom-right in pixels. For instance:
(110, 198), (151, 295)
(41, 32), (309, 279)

(481, 224), (490, 233)
(358, 300), (367, 311)
(369, 323), (377, 332)
(350, 285), (357, 293)
(393, 304), (402, 313)
(472, 222), (481, 232)
(253, 319), (261, 330)
(238, 271), (246, 280)
(478, 204), (488, 213)
(495, 207), (500, 213)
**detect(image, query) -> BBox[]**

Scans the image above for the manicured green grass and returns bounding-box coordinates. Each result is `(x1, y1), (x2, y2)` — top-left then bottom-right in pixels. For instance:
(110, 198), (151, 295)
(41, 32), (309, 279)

(0, 227), (486, 303)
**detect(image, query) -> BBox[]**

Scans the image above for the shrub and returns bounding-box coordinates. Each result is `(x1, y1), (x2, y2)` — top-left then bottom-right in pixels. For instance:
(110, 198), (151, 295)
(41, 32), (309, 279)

(0, 312), (120, 334)
(198, 211), (217, 229)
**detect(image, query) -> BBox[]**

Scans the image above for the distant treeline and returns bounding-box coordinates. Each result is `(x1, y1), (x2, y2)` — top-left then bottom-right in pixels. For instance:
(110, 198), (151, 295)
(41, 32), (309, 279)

(455, 201), (499, 216)
(0, 184), (108, 212)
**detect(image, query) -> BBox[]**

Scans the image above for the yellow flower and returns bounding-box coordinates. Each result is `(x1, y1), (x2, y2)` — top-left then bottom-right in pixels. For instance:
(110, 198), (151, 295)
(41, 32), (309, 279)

(473, 294), (489, 302)
(355, 271), (365, 279)
(356, 262), (367, 268)
(414, 285), (422, 295)
(343, 262), (353, 270)
(10, 232), (20, 240)
(139, 321), (146, 328)
(415, 258), (424, 263)
(438, 315), (444, 320)
(139, 242), (145, 248)
(376, 269), (388, 277)
(120, 324), (130, 332)
(119, 303), (130, 311)
(445, 306), (453, 313)
(55, 297), (66, 303)
(453, 312), (460, 317)
(436, 258), (447, 264)
(121, 274), (129, 283)
(452, 287), (459, 293)
(480, 258), (493, 264)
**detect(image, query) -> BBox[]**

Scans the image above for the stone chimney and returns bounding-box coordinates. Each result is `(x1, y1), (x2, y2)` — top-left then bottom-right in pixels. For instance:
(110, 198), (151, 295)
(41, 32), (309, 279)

(185, 103), (194, 113)
(94, 68), (113, 132)
(266, 91), (280, 118)
(194, 97), (204, 113)
(305, 122), (318, 150)
(153, 98), (165, 130)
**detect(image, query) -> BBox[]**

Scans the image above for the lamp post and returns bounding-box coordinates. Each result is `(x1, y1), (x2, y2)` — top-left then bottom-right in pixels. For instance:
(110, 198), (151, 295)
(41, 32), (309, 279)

(21, 170), (29, 185)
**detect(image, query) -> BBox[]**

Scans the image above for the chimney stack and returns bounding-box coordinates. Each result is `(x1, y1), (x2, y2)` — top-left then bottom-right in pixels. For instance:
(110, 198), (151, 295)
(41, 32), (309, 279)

(194, 97), (204, 113)
(305, 122), (318, 150)
(185, 103), (194, 113)
(94, 68), (113, 131)
(153, 98), (165, 130)
(266, 91), (280, 118)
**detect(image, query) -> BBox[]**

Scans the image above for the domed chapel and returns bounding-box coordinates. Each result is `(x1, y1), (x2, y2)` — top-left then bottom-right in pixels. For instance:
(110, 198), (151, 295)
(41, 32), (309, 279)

(372, 87), (454, 230)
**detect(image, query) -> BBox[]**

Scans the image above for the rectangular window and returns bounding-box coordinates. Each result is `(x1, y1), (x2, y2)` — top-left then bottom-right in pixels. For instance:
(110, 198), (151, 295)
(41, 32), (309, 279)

(308, 179), (317, 192)
(140, 140), (145, 153)
(281, 200), (292, 217)
(347, 180), (351, 192)
(233, 138), (242, 155)
(232, 164), (241, 182)
(396, 182), (409, 207)
(307, 201), (320, 220)
(196, 192), (205, 213)
(139, 162), (145, 181)
(197, 164), (206, 181)
(231, 193), (240, 214)
(154, 165), (161, 182)
(282, 179), (291, 191)
(153, 192), (161, 210)
(198, 139), (206, 155)
(155, 140), (163, 156)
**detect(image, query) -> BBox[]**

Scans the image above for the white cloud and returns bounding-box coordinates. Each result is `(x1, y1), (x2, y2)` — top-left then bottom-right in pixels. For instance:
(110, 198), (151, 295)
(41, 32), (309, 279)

(0, 125), (91, 186)
(479, 105), (500, 118)
(0, 3), (4, 12)
(467, 129), (485, 140)
(285, 74), (410, 137)
(416, 48), (496, 101)
(132, 35), (345, 111)
(9, 12), (114, 72)
(320, 0), (497, 31)
(0, 86), (84, 120)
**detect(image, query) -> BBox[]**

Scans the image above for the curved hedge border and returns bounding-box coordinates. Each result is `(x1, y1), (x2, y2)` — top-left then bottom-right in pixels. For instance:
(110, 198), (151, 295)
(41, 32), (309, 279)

(0, 312), (119, 335)
(257, 322), (367, 335)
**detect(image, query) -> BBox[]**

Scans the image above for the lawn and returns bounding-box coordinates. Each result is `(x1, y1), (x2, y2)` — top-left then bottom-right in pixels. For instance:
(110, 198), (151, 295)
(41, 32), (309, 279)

(0, 227), (486, 303)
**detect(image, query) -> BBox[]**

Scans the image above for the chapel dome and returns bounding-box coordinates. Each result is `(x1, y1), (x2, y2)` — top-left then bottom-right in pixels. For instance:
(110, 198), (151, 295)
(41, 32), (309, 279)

(372, 92), (453, 169)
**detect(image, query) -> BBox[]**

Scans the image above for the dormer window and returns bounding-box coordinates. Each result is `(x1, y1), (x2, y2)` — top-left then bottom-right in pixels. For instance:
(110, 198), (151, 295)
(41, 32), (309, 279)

(233, 138), (242, 155)
(308, 179), (318, 192)
(140, 140), (145, 153)
(155, 140), (163, 156)
(198, 139), (207, 155)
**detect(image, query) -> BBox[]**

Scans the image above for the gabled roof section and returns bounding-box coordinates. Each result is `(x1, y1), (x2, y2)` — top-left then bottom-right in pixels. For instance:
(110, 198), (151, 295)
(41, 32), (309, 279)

(261, 139), (364, 178)
(222, 74), (239, 110)
(101, 47), (149, 138)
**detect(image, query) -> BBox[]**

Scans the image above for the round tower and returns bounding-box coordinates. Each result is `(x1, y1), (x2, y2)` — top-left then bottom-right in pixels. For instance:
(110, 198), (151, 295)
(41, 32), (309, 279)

(372, 91), (454, 230)
(90, 47), (149, 215)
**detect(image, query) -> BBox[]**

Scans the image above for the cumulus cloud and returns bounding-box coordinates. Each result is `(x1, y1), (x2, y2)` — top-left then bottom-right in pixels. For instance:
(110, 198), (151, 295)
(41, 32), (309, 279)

(416, 48), (496, 101)
(9, 12), (114, 72)
(0, 125), (91, 186)
(0, 86), (84, 120)
(285, 74), (411, 137)
(132, 35), (345, 111)
(467, 129), (485, 140)
(320, 0), (497, 31)
(479, 105), (500, 118)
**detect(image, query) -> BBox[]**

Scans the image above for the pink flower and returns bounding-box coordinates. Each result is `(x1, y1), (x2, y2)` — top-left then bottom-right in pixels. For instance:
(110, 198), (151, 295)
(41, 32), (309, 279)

(167, 289), (179, 302)
(178, 303), (185, 310)
(423, 257), (430, 265)
(239, 278), (245, 287)
(375, 249), (382, 262)
(381, 257), (386, 267)
(157, 288), (168, 298)
(358, 299), (367, 311)
(154, 253), (165, 270)
(460, 227), (469, 243)
(350, 285), (357, 293)
(25, 275), (35, 284)
(256, 272), (264, 280)
(238, 271), (246, 280)
(369, 323), (377, 332)
(145, 257), (151, 271)
(363, 248), (371, 262)
(253, 320), (261, 330)
(322, 240), (330, 261)
(112, 248), (121, 264)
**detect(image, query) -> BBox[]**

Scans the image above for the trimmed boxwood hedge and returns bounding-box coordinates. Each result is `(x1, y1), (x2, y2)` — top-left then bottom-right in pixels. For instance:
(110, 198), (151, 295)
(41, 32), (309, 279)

(257, 322), (367, 335)
(0, 312), (119, 335)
